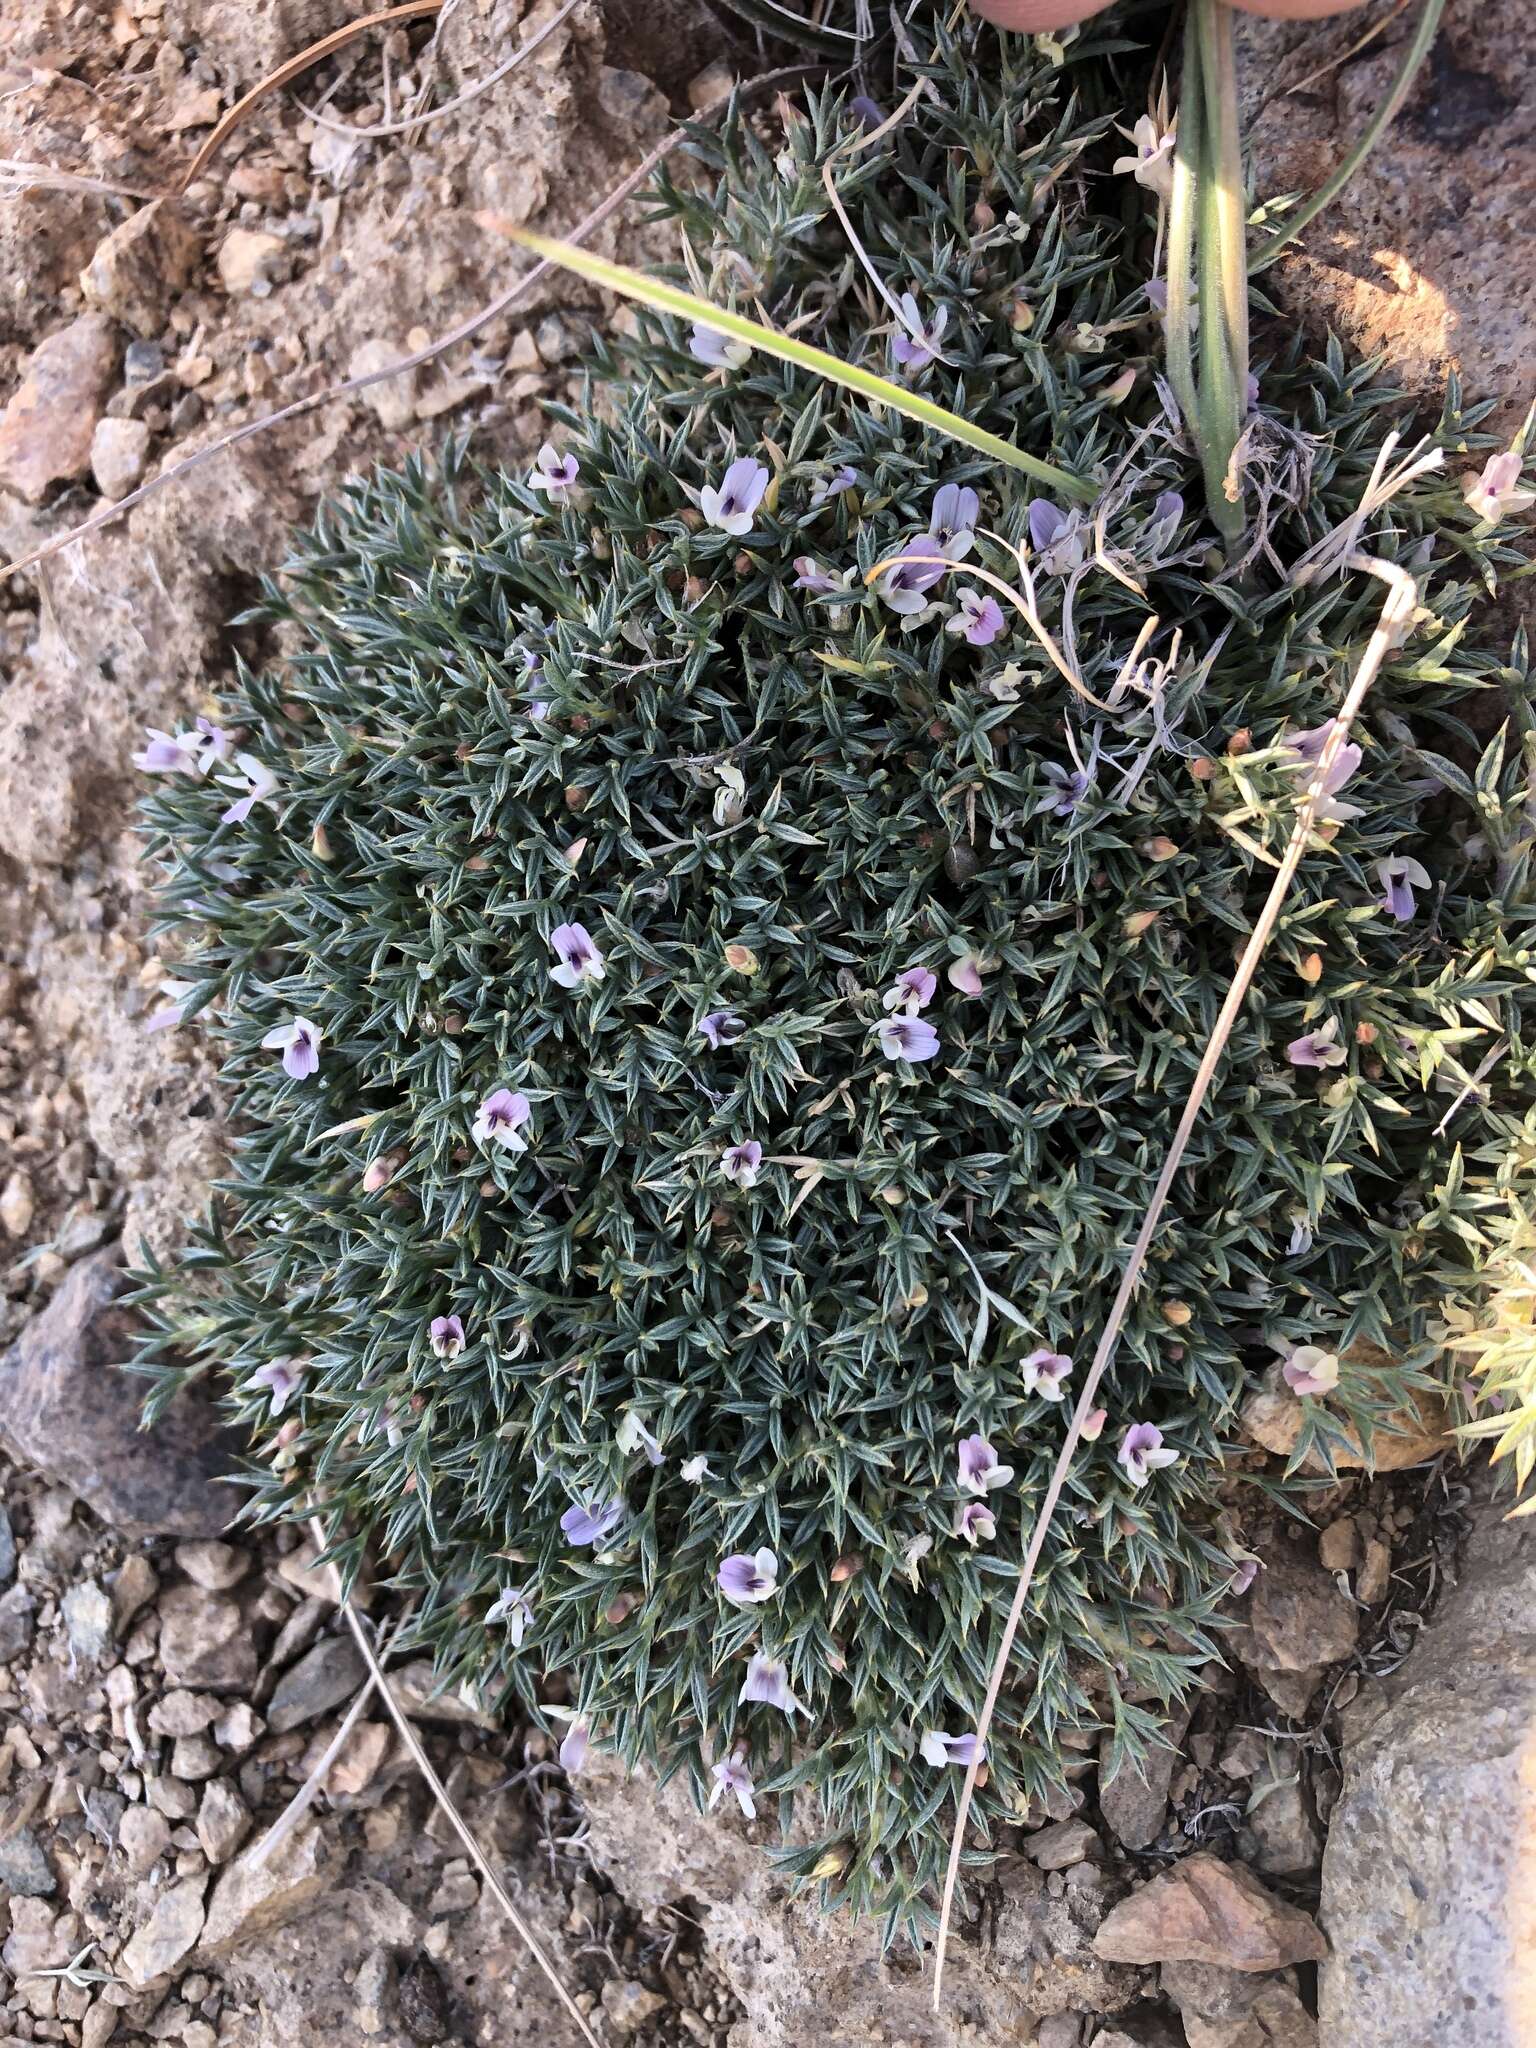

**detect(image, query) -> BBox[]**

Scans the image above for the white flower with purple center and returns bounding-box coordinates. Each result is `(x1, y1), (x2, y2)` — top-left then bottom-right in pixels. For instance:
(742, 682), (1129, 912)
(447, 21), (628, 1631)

(1112, 114), (1176, 199)
(709, 1752), (757, 1819)
(947, 589), (1006, 647)
(250, 1356), (303, 1415)
(1020, 1348), (1073, 1400)
(877, 1013), (940, 1063)
(919, 1729), (985, 1768)
(720, 1140), (763, 1190)
(698, 1010), (745, 1050)
(260, 1015), (322, 1080)
(472, 1088), (532, 1151)
(792, 556), (844, 596)
(616, 1411), (664, 1466)
(718, 1547), (778, 1606)
(1282, 1345), (1340, 1397)
(527, 441), (579, 498)
(485, 1585), (533, 1645)
(1027, 499), (1086, 576)
(549, 920), (605, 988)
(700, 456), (770, 537)
(738, 1652), (803, 1718)
(810, 463), (858, 507)
(889, 291), (948, 373)
(690, 321), (751, 370)
(1377, 854), (1431, 923)
(1463, 450), (1534, 524)
(560, 1498), (624, 1548)
(1117, 1421), (1179, 1487)
(953, 1500), (996, 1546)
(134, 716), (230, 778)
(957, 1433), (1013, 1496)
(217, 752), (279, 825)
(1038, 762), (1092, 817)
(878, 537), (952, 616)
(429, 1314), (465, 1360)
(1286, 1019), (1346, 1070)
(882, 965), (936, 1014)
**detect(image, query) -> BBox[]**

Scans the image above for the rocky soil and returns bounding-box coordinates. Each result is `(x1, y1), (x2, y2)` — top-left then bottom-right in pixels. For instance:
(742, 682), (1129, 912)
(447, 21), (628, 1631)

(2, 1), (1534, 2044)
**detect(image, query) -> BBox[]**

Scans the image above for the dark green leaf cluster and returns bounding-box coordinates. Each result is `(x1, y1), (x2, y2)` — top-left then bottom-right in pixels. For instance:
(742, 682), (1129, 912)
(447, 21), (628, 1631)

(131, 16), (1536, 1926)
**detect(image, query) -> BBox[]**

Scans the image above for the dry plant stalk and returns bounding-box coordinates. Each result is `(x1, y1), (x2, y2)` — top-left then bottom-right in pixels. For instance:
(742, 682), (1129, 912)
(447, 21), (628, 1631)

(930, 547), (1424, 2005)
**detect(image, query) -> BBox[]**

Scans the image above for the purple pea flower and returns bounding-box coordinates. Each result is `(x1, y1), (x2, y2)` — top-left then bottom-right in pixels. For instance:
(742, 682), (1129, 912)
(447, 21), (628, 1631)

(549, 920), (605, 988)
(720, 1140), (763, 1190)
(1229, 1557), (1261, 1596)
(709, 1752), (757, 1819)
(1027, 499), (1085, 575)
(1118, 1421), (1179, 1487)
(1377, 854), (1431, 923)
(920, 1729), (986, 1767)
(558, 1719), (590, 1773)
(793, 556), (842, 595)
(485, 1585), (533, 1644)
(718, 1547), (779, 1606)
(1286, 1215), (1314, 1257)
(738, 1652), (803, 1719)
(145, 977), (195, 1033)
(957, 1433), (1014, 1496)
(700, 456), (770, 536)
(561, 1498), (625, 1547)
(930, 483), (978, 557)
(877, 1014), (940, 1063)
(250, 1357), (303, 1416)
(1283, 720), (1363, 821)
(877, 539), (951, 615)
(472, 1088), (532, 1151)
(429, 1314), (465, 1360)
(1038, 762), (1092, 817)
(883, 965), (936, 1014)
(690, 322), (751, 371)
(133, 716), (229, 778)
(527, 441), (579, 498)
(1463, 450), (1535, 523)
(890, 291), (948, 373)
(810, 463), (859, 507)
(698, 1010), (745, 1049)
(847, 94), (884, 131)
(1282, 1345), (1340, 1397)
(948, 589), (1006, 647)
(1152, 490), (1184, 527)
(1020, 1348), (1073, 1400)
(1286, 1020), (1346, 1070)
(954, 1499), (997, 1546)
(260, 1015), (322, 1080)
(216, 752), (279, 825)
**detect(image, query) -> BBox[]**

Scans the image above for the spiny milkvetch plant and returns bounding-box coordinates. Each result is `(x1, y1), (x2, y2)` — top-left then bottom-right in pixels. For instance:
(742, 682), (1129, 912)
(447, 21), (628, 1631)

(132, 14), (1536, 1926)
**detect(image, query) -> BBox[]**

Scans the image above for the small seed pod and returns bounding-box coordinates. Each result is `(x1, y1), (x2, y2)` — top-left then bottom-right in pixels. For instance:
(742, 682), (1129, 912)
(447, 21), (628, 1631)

(830, 1554), (864, 1582)
(1298, 951), (1324, 984)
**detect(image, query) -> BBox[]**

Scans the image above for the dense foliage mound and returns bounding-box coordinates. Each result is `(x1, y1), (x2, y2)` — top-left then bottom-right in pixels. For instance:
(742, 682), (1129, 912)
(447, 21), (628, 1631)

(135, 14), (1536, 1922)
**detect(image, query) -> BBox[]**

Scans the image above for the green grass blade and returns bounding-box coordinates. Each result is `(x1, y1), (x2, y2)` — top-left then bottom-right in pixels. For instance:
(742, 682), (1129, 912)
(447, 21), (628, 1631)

(510, 229), (1096, 503)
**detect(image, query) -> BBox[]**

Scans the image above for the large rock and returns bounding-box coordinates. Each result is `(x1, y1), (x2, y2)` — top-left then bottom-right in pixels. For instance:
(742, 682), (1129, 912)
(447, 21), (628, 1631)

(0, 1248), (239, 1538)
(1318, 1481), (1536, 2047)
(198, 1818), (340, 1957)
(1230, 1545), (1358, 1719)
(1093, 1854), (1326, 1971)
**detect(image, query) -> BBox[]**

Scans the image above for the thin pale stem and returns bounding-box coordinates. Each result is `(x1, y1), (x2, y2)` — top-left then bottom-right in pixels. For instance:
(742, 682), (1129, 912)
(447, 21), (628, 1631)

(1162, 3), (1202, 430)
(931, 551), (1421, 2008)
(1193, 0), (1247, 544)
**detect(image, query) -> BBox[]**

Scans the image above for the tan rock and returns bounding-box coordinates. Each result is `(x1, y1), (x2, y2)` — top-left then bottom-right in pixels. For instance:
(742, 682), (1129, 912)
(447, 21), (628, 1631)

(325, 1718), (392, 1799)
(0, 314), (117, 503)
(1355, 1536), (1392, 1606)
(119, 1876), (206, 1987)
(78, 200), (201, 338)
(195, 1778), (251, 1864)
(1093, 1853), (1327, 1970)
(197, 1818), (337, 1956)
(216, 228), (285, 295)
(90, 417), (150, 501)
(1317, 1518), (1359, 1573)
(1241, 1357), (1450, 1471)
(1184, 1980), (1318, 2048)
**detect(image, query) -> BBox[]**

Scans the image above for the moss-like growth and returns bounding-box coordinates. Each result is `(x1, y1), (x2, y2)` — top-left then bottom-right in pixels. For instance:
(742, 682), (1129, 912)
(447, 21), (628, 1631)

(135, 15), (1534, 1923)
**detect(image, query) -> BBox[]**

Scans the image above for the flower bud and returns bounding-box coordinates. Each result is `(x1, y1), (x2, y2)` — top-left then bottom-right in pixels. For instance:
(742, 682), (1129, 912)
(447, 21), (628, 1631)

(1298, 951), (1324, 984)
(724, 943), (759, 975)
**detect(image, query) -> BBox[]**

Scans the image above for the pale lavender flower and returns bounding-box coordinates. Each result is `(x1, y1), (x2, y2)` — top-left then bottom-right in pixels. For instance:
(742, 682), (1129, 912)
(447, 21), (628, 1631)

(134, 716), (229, 778)
(1020, 1348), (1073, 1400)
(1377, 854), (1431, 923)
(720, 1140), (763, 1189)
(957, 1433), (1014, 1496)
(1229, 1557), (1261, 1596)
(954, 1499), (997, 1546)
(558, 1719), (590, 1773)
(948, 589), (1006, 647)
(1463, 450), (1535, 524)
(1027, 499), (1085, 575)
(1283, 720), (1363, 819)
(1286, 1215), (1313, 1258)
(709, 1752), (757, 1819)
(527, 441), (579, 498)
(472, 1087), (532, 1150)
(1146, 278), (1169, 315)
(1151, 490), (1184, 528)
(920, 1729), (985, 1768)
(810, 464), (858, 507)
(700, 456), (770, 537)
(883, 965), (936, 1014)
(1245, 372), (1260, 411)
(690, 322), (751, 371)
(930, 483), (979, 557)
(738, 1652), (803, 1718)
(485, 1585), (533, 1644)
(145, 977), (196, 1033)
(561, 1498), (624, 1547)
(217, 752), (279, 824)
(1038, 762), (1092, 817)
(877, 1014), (940, 1063)
(680, 1454), (713, 1483)
(718, 1547), (779, 1605)
(550, 920), (605, 988)
(1286, 1020), (1346, 1070)
(793, 556), (842, 595)
(847, 94), (884, 131)
(260, 1015), (322, 1080)
(429, 1314), (465, 1360)
(1282, 1345), (1340, 1397)
(877, 539), (951, 615)
(890, 291), (948, 373)
(948, 953), (987, 997)
(616, 1411), (664, 1466)
(1112, 114), (1175, 199)
(698, 1010), (745, 1049)
(251, 1357), (302, 1415)
(1118, 1421), (1179, 1486)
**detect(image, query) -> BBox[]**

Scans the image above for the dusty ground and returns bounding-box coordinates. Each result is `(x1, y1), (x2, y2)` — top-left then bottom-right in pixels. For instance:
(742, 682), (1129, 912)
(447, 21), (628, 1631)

(0, 0), (1532, 2043)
